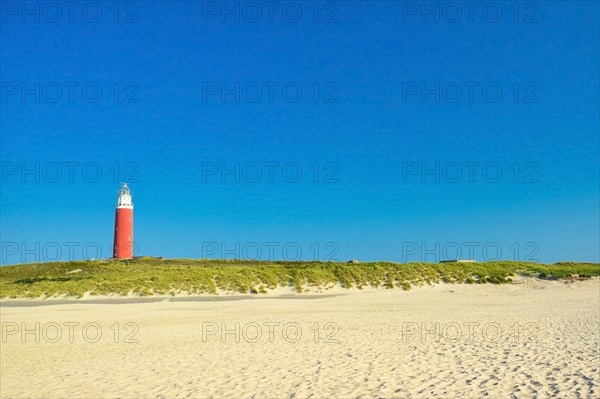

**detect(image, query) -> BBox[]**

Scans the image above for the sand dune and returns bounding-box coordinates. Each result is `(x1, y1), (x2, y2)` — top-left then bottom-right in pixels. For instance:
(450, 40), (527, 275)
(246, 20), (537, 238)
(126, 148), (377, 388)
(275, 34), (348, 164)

(1, 279), (598, 398)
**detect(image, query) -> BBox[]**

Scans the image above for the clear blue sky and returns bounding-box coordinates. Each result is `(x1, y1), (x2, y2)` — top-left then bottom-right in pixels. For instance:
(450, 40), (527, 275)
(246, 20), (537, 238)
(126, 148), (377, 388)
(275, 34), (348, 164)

(1, 1), (598, 265)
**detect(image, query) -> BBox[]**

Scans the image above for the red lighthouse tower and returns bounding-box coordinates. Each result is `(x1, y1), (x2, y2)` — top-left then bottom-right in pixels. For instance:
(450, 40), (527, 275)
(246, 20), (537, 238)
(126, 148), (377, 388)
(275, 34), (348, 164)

(113, 183), (134, 259)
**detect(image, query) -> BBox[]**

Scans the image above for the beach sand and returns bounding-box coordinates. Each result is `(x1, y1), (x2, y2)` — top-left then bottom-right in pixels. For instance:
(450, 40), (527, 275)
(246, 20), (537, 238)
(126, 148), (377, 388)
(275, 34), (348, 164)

(1, 278), (598, 398)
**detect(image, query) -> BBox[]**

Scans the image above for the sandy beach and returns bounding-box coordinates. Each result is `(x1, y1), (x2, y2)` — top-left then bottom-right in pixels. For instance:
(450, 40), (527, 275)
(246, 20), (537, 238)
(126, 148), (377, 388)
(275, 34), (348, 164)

(1, 278), (598, 398)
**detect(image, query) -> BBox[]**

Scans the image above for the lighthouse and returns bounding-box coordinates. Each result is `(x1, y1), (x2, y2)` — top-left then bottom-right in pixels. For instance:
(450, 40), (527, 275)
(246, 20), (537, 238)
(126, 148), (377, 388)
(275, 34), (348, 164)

(113, 183), (134, 259)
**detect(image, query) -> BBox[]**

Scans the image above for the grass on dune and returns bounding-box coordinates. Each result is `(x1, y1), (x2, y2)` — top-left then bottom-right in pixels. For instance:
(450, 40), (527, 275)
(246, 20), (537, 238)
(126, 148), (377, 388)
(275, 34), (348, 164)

(0, 258), (598, 298)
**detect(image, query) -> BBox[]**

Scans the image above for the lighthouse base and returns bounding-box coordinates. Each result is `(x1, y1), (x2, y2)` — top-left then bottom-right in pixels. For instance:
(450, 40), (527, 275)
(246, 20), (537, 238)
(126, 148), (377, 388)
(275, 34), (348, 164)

(113, 207), (133, 259)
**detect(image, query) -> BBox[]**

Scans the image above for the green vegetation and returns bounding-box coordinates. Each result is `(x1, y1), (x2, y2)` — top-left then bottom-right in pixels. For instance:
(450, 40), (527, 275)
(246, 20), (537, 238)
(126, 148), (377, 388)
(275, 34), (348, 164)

(0, 258), (598, 299)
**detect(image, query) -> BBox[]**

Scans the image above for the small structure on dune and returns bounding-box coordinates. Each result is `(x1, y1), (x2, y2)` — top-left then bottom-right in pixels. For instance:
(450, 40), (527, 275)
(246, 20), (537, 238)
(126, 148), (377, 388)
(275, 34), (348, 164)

(440, 259), (476, 263)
